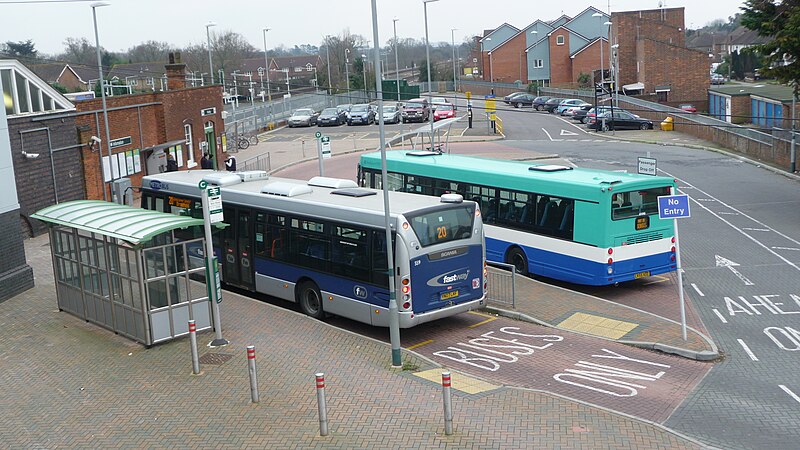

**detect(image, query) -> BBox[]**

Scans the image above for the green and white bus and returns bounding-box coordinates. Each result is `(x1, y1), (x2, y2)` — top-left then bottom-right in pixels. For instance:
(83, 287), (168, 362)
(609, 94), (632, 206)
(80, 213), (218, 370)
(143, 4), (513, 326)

(358, 151), (678, 286)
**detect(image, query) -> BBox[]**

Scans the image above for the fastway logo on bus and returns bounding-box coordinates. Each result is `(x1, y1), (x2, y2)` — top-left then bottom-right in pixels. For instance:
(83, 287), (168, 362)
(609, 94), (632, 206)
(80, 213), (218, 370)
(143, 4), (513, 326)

(149, 180), (169, 191)
(428, 268), (470, 287)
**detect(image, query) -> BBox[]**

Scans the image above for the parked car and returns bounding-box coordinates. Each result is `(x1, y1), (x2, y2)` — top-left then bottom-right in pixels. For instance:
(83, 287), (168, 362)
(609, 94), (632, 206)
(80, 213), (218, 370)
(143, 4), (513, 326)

(503, 91), (529, 104)
(711, 73), (726, 85)
(336, 104), (353, 118)
(571, 104), (594, 122)
(556, 99), (589, 115)
(679, 104), (697, 113)
(381, 105), (402, 124)
(401, 98), (430, 123)
(507, 93), (537, 108)
(588, 110), (654, 131)
(532, 96), (551, 111)
(347, 104), (375, 125)
(542, 97), (564, 113)
(317, 107), (346, 126)
(583, 106), (613, 124)
(288, 108), (319, 127)
(433, 102), (456, 121)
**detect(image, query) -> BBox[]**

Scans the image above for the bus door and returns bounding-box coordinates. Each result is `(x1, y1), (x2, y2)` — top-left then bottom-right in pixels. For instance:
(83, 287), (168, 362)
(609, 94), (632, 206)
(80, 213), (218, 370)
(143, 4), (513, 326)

(221, 207), (255, 290)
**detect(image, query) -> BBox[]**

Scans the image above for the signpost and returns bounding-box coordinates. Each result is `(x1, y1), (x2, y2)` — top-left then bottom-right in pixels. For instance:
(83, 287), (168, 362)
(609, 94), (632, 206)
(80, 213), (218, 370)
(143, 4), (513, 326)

(637, 156), (657, 176)
(658, 194), (691, 340)
(315, 132), (330, 176)
(199, 179), (227, 347)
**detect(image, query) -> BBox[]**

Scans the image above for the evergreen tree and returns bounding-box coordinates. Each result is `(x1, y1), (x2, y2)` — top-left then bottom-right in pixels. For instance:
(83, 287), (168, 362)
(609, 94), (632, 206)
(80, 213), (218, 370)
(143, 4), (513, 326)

(741, 0), (800, 96)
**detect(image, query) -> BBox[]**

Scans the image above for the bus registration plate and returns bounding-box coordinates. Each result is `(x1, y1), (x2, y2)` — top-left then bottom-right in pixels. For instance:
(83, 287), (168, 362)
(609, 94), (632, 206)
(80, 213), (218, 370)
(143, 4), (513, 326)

(441, 290), (459, 301)
(634, 271), (651, 279)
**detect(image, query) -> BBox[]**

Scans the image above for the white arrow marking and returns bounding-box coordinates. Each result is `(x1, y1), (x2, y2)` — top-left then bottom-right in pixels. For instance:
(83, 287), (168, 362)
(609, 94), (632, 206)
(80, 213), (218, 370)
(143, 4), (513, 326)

(560, 129), (578, 136)
(715, 255), (755, 286)
(541, 128), (557, 141)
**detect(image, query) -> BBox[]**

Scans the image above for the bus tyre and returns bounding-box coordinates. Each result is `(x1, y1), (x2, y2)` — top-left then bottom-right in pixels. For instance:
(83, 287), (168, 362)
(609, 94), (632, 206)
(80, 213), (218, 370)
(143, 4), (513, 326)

(298, 281), (324, 319)
(506, 248), (528, 275)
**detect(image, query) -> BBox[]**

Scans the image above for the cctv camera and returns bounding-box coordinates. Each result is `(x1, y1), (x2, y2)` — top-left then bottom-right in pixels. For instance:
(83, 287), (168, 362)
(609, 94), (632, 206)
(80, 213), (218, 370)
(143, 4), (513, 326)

(22, 151), (40, 159)
(90, 136), (101, 144)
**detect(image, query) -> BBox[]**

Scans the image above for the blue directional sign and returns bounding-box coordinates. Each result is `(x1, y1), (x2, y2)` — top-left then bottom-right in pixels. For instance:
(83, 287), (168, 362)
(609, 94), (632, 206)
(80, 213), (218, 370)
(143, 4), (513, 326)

(657, 194), (691, 219)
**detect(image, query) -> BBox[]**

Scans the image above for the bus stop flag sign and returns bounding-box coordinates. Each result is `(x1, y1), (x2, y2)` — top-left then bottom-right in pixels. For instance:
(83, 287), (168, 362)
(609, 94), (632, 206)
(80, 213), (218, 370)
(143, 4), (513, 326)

(657, 194), (690, 219)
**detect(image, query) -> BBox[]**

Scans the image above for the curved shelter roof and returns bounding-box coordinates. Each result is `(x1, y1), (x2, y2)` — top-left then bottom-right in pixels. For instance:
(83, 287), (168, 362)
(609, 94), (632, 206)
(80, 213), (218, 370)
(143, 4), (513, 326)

(31, 200), (207, 245)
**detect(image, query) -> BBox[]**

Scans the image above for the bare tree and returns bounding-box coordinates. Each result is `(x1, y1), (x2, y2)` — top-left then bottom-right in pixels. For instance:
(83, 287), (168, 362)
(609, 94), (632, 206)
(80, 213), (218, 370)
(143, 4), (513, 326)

(211, 30), (257, 80)
(59, 37), (100, 66)
(125, 40), (173, 63)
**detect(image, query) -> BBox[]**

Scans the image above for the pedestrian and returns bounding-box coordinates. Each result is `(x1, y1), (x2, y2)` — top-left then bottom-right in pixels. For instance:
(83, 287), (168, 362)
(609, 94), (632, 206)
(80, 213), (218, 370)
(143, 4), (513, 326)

(200, 152), (213, 169)
(225, 155), (237, 172)
(165, 150), (178, 172)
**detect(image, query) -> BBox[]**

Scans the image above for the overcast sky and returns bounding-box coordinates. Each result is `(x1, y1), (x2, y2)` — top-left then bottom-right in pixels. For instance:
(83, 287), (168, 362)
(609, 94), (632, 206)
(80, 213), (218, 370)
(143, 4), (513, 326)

(0, 0), (746, 56)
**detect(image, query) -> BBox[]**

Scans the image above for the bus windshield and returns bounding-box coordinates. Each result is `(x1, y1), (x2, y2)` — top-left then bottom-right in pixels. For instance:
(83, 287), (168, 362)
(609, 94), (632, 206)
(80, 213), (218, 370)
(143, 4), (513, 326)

(406, 205), (474, 247)
(612, 186), (672, 220)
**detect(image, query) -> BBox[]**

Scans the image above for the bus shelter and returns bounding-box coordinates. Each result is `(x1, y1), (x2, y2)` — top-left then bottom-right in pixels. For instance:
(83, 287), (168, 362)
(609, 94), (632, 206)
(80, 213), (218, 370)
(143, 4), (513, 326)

(32, 200), (220, 346)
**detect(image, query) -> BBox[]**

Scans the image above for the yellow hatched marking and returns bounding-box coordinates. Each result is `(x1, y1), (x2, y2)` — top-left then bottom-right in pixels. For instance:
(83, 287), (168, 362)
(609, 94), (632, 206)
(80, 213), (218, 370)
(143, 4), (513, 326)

(558, 312), (638, 340)
(413, 369), (499, 394)
(467, 311), (498, 328)
(644, 275), (670, 285)
(407, 339), (433, 350)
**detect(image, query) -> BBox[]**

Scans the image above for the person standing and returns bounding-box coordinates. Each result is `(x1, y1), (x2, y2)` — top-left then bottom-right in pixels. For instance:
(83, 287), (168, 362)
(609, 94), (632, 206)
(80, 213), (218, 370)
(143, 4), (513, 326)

(200, 152), (213, 169)
(165, 150), (178, 172)
(225, 155), (237, 172)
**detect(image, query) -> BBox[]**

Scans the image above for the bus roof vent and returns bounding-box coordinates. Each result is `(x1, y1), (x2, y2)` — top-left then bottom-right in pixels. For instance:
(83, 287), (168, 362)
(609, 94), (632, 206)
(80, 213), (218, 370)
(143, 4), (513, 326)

(406, 150), (440, 157)
(528, 164), (573, 172)
(237, 170), (269, 182)
(331, 188), (377, 197)
(440, 193), (463, 203)
(202, 172), (243, 186)
(308, 176), (358, 189)
(260, 182), (313, 197)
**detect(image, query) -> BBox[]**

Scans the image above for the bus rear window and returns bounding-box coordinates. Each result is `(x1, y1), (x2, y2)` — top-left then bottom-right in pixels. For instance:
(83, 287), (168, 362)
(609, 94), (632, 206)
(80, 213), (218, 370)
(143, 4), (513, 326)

(612, 187), (672, 220)
(407, 206), (475, 247)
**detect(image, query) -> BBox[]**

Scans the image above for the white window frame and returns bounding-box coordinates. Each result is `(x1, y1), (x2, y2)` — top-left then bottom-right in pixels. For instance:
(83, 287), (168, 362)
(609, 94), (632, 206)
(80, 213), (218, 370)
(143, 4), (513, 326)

(533, 59), (544, 69)
(556, 35), (565, 45)
(184, 123), (195, 167)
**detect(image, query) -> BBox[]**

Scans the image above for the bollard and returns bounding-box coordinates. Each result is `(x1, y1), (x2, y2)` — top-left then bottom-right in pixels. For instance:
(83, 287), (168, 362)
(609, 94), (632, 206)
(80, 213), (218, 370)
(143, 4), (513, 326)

(302, 139), (306, 158)
(189, 320), (200, 375)
(315, 372), (329, 436)
(442, 371), (453, 435)
(247, 345), (259, 403)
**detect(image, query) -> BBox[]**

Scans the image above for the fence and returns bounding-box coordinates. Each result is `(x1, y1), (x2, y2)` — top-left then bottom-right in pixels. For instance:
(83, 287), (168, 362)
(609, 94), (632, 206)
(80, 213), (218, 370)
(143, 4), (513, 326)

(239, 153), (271, 172)
(485, 262), (515, 309)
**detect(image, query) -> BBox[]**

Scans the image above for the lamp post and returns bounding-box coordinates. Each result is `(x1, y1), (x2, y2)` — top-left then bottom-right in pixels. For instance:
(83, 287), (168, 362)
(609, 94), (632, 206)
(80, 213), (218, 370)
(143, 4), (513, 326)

(206, 21), (216, 85)
(482, 36), (492, 83)
(263, 28), (272, 101)
(344, 48), (351, 100)
(424, 0), (440, 145)
(91, 2), (113, 202)
(524, 30), (537, 85)
(361, 54), (368, 100)
(393, 18), (400, 101)
(324, 35), (332, 95)
(451, 28), (458, 93)
(488, 51), (493, 91)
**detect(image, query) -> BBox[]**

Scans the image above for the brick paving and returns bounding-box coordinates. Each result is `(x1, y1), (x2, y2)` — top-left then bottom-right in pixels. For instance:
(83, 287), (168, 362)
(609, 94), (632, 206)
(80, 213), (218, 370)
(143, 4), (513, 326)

(0, 234), (709, 449)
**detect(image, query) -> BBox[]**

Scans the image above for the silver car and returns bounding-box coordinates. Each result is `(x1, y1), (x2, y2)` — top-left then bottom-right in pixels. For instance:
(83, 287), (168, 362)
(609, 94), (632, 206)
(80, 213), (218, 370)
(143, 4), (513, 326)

(381, 105), (402, 124)
(288, 108), (319, 127)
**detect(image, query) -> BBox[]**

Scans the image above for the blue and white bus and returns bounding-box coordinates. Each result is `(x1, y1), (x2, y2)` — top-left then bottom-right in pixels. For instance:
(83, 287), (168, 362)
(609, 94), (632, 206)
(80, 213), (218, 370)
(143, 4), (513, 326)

(141, 170), (486, 328)
(358, 151), (678, 286)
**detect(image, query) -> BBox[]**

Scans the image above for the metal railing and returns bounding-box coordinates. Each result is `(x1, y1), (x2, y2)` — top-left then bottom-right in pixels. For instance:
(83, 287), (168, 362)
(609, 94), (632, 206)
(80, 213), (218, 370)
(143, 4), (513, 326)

(486, 262), (515, 309)
(240, 153), (271, 172)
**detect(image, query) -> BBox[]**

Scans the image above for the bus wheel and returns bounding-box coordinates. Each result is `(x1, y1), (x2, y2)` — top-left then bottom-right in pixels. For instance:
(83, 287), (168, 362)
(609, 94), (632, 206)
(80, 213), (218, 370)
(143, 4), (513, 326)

(298, 281), (324, 319)
(506, 248), (528, 275)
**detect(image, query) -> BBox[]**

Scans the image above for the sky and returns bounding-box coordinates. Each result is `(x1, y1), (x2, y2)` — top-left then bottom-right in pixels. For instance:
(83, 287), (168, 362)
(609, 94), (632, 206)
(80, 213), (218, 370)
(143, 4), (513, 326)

(0, 0), (747, 57)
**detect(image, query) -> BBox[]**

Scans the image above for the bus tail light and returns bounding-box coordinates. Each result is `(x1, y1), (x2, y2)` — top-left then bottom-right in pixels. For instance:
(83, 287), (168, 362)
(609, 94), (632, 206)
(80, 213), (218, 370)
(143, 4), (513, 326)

(607, 248), (613, 255)
(401, 276), (411, 307)
(672, 236), (676, 243)
(607, 258), (613, 265)
(402, 301), (411, 309)
(671, 246), (676, 253)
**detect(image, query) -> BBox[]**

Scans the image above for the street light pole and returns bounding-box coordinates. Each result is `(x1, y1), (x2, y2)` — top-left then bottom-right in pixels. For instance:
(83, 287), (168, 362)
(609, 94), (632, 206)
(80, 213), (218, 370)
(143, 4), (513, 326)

(451, 28), (458, 93)
(91, 2), (113, 202)
(592, 12), (604, 88)
(263, 28), (272, 101)
(324, 35), (332, 95)
(488, 51), (493, 91)
(393, 18), (400, 101)
(424, 0), (440, 146)
(344, 48), (351, 100)
(361, 54), (368, 100)
(206, 22), (216, 84)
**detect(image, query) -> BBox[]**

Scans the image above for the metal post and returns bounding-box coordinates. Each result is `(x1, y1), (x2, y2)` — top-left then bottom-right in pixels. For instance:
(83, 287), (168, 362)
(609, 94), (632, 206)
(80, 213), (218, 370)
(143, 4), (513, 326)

(451, 28), (458, 95)
(206, 22), (216, 84)
(316, 138), (324, 176)
(674, 220), (688, 341)
(91, 3), (113, 201)
(315, 373), (328, 436)
(442, 371), (453, 435)
(424, 0), (438, 146)
(372, 0), (401, 368)
(325, 36), (332, 95)
(247, 345), (259, 403)
(201, 188), (227, 347)
(790, 82), (797, 173)
(345, 48), (351, 96)
(393, 19), (400, 101)
(189, 320), (200, 375)
(263, 28), (272, 102)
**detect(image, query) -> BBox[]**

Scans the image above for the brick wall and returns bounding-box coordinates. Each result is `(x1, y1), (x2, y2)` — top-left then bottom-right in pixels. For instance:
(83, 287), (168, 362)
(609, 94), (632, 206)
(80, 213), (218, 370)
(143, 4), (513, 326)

(8, 115), (84, 236)
(549, 30), (574, 85)
(0, 208), (33, 302)
(637, 39), (708, 103)
(484, 32), (527, 83)
(57, 69), (85, 92)
(572, 41), (603, 83)
(731, 96), (751, 124)
(613, 8), (686, 88)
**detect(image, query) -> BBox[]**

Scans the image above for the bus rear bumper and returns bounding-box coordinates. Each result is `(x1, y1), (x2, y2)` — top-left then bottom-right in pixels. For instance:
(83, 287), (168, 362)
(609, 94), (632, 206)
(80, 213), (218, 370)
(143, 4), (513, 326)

(368, 297), (485, 328)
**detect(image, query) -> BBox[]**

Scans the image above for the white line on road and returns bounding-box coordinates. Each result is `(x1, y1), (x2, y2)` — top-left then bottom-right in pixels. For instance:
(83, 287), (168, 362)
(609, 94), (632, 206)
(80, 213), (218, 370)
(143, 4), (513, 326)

(691, 283), (705, 297)
(772, 246), (800, 251)
(712, 308), (728, 324)
(738, 339), (759, 361)
(541, 128), (555, 141)
(779, 385), (800, 403)
(742, 228), (770, 232)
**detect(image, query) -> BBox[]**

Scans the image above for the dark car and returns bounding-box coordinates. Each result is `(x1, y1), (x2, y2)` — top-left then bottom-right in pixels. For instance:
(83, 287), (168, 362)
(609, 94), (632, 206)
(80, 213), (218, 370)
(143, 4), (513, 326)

(571, 104), (594, 122)
(502, 91), (528, 104)
(401, 98), (430, 123)
(532, 96), (551, 111)
(317, 107), (346, 126)
(588, 110), (653, 131)
(347, 104), (375, 125)
(507, 93), (537, 108)
(542, 97), (564, 113)
(582, 106), (613, 124)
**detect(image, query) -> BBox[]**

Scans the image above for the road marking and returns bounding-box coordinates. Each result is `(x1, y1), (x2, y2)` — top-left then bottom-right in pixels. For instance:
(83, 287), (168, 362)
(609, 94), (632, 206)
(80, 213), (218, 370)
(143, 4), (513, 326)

(558, 312), (638, 340)
(715, 255), (755, 286)
(358, 133), (372, 140)
(560, 129), (578, 136)
(407, 339), (434, 350)
(737, 339), (759, 361)
(467, 311), (498, 328)
(413, 368), (499, 394)
(691, 283), (705, 297)
(643, 275), (669, 285)
(541, 128), (556, 141)
(742, 228), (770, 232)
(772, 246), (800, 251)
(712, 308), (728, 323)
(717, 211), (739, 215)
(779, 385), (800, 403)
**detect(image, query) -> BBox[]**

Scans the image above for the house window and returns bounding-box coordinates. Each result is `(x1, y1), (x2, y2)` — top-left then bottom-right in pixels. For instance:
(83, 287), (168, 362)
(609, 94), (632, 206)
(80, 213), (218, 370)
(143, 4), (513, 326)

(184, 124), (195, 165)
(533, 59), (544, 69)
(294, 67), (303, 72)
(556, 35), (565, 45)
(306, 64), (313, 72)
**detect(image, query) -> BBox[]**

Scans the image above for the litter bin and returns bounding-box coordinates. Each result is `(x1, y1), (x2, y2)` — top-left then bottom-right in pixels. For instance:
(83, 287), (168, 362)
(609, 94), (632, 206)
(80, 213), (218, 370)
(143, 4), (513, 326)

(660, 116), (674, 131)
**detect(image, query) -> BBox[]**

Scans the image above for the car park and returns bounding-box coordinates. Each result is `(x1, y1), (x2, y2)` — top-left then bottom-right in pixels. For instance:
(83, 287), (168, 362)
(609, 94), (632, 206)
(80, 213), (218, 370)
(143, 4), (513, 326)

(508, 93), (537, 108)
(347, 104), (375, 125)
(532, 96), (551, 111)
(288, 108), (319, 127)
(502, 92), (528, 104)
(582, 106), (613, 124)
(433, 102), (456, 121)
(588, 110), (653, 131)
(542, 97), (564, 113)
(317, 107), (346, 126)
(401, 98), (430, 123)
(381, 105), (402, 124)
(711, 73), (726, 85)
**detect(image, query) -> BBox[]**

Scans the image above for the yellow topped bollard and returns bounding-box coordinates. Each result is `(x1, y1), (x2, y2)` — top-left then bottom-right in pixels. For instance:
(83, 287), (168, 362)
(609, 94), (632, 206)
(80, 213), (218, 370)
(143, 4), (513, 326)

(660, 116), (674, 131)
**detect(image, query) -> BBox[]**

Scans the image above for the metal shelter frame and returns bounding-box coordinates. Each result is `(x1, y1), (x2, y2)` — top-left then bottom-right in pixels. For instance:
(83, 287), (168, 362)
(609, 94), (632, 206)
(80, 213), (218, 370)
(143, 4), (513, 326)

(32, 200), (221, 346)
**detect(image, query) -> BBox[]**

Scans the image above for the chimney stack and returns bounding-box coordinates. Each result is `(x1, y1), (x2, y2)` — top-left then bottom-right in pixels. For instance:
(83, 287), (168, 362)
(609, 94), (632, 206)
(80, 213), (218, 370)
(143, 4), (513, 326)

(165, 51), (188, 91)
